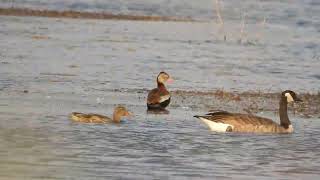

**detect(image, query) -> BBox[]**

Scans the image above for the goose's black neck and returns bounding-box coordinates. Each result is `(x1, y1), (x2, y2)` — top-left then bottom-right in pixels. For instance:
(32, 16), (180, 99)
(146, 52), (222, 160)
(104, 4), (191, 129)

(279, 96), (291, 128)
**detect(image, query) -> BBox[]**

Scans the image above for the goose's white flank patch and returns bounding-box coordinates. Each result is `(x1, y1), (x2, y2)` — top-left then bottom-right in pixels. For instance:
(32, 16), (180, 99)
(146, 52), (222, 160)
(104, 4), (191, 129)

(285, 93), (294, 103)
(159, 95), (170, 103)
(287, 124), (294, 133)
(199, 117), (233, 132)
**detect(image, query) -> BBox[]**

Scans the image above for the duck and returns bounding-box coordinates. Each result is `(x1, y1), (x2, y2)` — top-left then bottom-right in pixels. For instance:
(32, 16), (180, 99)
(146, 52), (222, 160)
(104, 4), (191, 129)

(194, 90), (302, 133)
(70, 106), (132, 123)
(147, 71), (173, 110)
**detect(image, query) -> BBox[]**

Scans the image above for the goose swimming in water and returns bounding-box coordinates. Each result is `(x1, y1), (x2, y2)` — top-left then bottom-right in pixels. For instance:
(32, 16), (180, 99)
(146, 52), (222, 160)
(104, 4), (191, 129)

(70, 106), (132, 123)
(147, 72), (173, 110)
(194, 90), (302, 133)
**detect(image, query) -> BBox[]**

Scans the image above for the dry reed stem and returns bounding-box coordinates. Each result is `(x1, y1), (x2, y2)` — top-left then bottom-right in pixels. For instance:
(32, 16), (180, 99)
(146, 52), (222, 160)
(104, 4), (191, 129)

(214, 0), (226, 41)
(239, 12), (247, 43)
(256, 16), (267, 41)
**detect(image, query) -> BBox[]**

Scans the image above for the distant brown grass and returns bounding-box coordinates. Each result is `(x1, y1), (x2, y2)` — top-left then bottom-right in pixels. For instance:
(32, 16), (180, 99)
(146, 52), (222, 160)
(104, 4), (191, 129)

(0, 7), (194, 22)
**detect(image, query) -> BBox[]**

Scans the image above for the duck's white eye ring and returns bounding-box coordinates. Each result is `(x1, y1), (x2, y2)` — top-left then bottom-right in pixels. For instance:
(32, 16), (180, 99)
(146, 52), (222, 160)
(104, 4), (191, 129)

(285, 92), (294, 103)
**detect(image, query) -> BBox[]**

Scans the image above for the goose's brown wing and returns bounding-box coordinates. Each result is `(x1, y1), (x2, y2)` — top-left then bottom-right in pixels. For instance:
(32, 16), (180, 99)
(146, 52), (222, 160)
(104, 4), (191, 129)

(147, 88), (161, 104)
(199, 111), (281, 133)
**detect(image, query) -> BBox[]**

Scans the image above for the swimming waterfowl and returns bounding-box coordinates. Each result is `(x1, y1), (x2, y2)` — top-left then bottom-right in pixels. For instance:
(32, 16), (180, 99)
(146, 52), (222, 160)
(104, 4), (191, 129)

(194, 90), (302, 133)
(70, 106), (131, 123)
(147, 71), (173, 110)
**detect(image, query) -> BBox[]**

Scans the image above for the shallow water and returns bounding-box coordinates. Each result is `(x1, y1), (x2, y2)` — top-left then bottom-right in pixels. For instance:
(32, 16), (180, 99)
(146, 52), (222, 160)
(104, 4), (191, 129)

(0, 91), (319, 179)
(1, 91), (320, 179)
(0, 15), (319, 92)
(0, 1), (320, 179)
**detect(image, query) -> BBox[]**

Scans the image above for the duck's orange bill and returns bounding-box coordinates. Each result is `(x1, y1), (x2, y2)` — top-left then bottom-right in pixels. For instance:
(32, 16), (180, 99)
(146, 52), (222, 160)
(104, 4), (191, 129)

(167, 78), (174, 84)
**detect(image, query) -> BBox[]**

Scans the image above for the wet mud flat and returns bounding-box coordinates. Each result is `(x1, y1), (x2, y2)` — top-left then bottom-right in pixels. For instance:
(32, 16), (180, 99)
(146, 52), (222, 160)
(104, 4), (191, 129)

(2, 83), (319, 120)
(100, 88), (320, 119)
(171, 89), (320, 118)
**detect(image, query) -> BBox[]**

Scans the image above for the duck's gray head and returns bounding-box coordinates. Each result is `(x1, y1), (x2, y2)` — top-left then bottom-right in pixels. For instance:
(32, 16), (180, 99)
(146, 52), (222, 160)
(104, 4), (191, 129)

(282, 90), (302, 103)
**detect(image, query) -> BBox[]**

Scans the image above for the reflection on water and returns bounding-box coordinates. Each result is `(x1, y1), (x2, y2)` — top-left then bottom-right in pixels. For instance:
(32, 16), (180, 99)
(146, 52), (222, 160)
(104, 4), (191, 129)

(147, 109), (170, 115)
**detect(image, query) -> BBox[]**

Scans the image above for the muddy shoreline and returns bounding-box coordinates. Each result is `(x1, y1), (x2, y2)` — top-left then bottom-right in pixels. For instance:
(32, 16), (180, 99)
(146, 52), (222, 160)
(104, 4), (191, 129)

(0, 7), (194, 22)
(172, 90), (320, 119)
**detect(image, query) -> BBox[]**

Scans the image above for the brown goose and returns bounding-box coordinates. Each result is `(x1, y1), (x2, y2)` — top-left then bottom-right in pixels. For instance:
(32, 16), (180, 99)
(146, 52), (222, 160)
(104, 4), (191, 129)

(147, 72), (173, 110)
(194, 90), (302, 133)
(70, 106), (131, 123)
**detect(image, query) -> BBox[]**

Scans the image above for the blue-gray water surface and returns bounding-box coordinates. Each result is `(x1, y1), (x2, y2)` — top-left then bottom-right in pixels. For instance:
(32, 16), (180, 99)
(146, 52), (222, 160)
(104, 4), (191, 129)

(0, 0), (320, 179)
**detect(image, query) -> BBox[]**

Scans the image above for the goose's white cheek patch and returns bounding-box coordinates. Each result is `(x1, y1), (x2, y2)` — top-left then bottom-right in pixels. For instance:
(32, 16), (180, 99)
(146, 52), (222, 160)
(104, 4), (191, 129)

(199, 117), (233, 132)
(285, 93), (294, 103)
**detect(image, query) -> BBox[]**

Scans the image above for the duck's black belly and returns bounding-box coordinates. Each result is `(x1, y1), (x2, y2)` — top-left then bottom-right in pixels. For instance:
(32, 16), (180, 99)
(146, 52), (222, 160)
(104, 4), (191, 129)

(147, 98), (171, 110)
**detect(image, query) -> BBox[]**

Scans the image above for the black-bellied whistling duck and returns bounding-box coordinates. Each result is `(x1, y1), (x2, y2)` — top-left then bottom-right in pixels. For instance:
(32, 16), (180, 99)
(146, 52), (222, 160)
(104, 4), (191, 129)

(147, 72), (173, 110)
(70, 106), (132, 123)
(194, 90), (302, 133)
